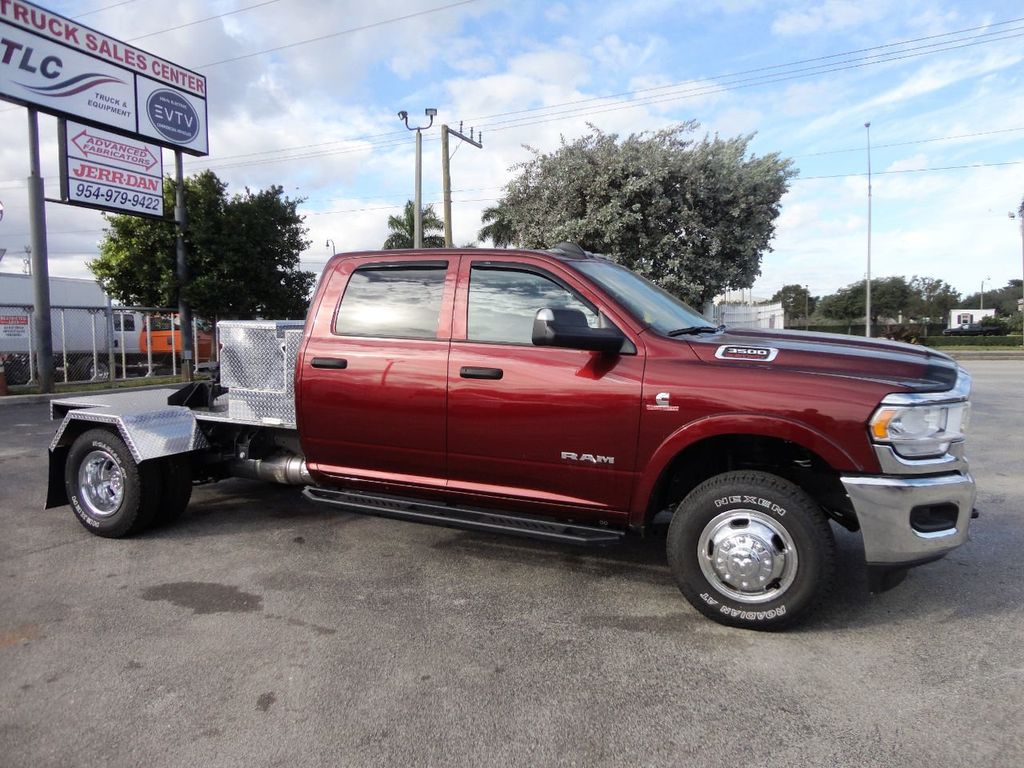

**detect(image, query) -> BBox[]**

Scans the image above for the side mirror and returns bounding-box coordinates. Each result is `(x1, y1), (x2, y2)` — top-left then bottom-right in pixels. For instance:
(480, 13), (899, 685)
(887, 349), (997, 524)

(532, 308), (624, 353)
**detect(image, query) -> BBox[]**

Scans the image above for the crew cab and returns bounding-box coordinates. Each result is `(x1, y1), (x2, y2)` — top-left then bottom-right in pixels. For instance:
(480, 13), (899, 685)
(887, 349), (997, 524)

(45, 245), (977, 630)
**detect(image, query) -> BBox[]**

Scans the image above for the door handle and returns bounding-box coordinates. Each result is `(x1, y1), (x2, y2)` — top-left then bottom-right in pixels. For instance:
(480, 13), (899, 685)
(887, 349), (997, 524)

(311, 357), (348, 369)
(460, 366), (503, 380)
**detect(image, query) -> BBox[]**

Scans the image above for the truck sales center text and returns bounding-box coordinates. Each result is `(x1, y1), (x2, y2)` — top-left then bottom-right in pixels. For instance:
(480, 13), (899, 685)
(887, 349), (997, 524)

(0, 0), (205, 97)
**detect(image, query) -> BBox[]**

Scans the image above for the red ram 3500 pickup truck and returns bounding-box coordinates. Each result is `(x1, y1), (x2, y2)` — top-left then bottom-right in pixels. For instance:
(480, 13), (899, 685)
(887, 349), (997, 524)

(46, 245), (977, 630)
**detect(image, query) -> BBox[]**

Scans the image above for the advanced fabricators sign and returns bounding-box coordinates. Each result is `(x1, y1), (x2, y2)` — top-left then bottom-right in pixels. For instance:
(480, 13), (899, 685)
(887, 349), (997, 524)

(0, 0), (208, 155)
(59, 120), (164, 217)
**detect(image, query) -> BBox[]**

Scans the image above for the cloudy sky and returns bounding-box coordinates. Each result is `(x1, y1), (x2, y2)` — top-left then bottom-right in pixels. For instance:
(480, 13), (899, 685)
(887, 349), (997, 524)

(1, 0), (1022, 303)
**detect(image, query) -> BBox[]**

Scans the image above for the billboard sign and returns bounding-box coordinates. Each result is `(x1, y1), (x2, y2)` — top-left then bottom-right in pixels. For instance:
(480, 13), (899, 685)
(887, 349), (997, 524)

(59, 120), (164, 218)
(0, 0), (208, 155)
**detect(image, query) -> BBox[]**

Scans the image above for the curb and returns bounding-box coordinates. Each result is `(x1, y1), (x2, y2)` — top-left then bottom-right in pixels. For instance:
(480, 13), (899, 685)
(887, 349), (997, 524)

(946, 350), (1024, 361)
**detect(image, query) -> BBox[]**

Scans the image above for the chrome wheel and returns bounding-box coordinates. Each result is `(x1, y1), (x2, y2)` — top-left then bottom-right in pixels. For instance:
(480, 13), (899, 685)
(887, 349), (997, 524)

(697, 509), (798, 604)
(77, 449), (125, 519)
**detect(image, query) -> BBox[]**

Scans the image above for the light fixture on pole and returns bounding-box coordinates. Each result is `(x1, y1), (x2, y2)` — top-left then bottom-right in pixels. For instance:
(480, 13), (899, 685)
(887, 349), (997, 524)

(864, 121), (872, 338)
(326, 238), (335, 256)
(398, 108), (437, 248)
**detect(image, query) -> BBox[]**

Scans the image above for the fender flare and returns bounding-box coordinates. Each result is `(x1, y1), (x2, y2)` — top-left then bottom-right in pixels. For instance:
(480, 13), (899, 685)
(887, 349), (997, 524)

(629, 414), (865, 521)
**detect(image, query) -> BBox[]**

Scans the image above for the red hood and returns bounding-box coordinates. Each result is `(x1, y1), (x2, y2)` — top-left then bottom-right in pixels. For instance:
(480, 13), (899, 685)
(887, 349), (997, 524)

(683, 327), (959, 393)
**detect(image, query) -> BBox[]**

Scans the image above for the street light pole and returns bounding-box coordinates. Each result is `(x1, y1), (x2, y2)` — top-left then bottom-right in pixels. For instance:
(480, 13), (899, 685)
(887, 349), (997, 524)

(804, 285), (809, 330)
(326, 239), (335, 256)
(398, 108), (437, 248)
(1011, 208), (1024, 348)
(980, 277), (989, 310)
(864, 121), (872, 338)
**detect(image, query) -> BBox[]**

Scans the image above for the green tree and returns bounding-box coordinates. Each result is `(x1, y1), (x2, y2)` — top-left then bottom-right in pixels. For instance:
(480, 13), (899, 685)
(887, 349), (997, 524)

(872, 276), (912, 321)
(818, 277), (911, 324)
(483, 123), (795, 305)
(907, 276), (961, 322)
(818, 284), (862, 322)
(962, 279), (1023, 316)
(771, 284), (815, 325)
(90, 171), (314, 319)
(383, 201), (445, 249)
(478, 205), (516, 247)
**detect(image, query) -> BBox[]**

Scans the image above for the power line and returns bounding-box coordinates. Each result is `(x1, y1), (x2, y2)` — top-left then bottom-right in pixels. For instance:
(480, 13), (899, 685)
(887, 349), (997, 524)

(73, 0), (142, 19)
(128, 0), (284, 42)
(184, 19), (1024, 171)
(476, 29), (1024, 134)
(792, 127), (1024, 158)
(794, 159), (1024, 181)
(466, 16), (1024, 126)
(199, 0), (482, 68)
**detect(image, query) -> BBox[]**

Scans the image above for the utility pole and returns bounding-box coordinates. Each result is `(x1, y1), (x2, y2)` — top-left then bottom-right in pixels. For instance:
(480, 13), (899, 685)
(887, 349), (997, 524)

(864, 121), (872, 338)
(398, 108), (437, 248)
(1013, 205), (1024, 349)
(441, 122), (483, 247)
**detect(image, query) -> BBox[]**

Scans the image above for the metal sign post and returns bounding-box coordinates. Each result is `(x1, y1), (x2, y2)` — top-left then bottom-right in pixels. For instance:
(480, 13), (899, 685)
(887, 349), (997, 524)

(27, 108), (53, 391)
(1, 0), (210, 392)
(175, 151), (193, 381)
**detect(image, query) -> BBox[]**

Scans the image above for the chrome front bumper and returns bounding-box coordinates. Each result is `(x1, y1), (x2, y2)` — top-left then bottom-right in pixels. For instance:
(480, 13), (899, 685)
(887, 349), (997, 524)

(841, 472), (976, 566)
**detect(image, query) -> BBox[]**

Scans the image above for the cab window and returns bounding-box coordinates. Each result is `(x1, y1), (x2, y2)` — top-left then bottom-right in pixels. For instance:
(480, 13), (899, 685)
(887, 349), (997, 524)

(113, 314), (135, 332)
(335, 264), (447, 339)
(467, 265), (599, 345)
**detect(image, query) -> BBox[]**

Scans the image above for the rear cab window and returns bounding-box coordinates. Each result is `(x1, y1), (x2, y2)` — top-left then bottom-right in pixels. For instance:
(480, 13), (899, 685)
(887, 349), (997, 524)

(334, 263), (448, 339)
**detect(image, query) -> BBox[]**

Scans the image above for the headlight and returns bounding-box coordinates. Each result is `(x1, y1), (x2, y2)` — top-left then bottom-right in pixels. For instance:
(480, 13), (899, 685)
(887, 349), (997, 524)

(869, 402), (970, 459)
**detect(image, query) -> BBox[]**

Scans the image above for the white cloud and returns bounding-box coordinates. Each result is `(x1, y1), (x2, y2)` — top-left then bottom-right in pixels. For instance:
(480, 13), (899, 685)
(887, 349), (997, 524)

(772, 0), (889, 36)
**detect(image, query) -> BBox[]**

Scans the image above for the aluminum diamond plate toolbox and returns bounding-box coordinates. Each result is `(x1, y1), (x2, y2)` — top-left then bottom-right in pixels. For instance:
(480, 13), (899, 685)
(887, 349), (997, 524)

(219, 320), (304, 427)
(219, 320), (305, 390)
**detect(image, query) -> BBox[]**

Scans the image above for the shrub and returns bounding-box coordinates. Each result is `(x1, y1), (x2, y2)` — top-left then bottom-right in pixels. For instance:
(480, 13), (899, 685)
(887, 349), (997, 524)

(922, 335), (1022, 348)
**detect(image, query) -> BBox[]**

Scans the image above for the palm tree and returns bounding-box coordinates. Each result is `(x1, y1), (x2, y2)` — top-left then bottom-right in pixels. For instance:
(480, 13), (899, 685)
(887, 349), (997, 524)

(383, 201), (446, 249)
(478, 205), (516, 247)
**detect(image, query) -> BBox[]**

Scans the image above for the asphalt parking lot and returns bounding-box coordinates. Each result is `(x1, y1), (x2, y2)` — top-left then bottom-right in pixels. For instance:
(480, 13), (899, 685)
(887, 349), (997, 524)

(1, 359), (1021, 768)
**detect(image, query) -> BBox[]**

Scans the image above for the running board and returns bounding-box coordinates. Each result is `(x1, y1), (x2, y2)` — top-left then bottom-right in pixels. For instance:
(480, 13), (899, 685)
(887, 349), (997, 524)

(303, 487), (624, 546)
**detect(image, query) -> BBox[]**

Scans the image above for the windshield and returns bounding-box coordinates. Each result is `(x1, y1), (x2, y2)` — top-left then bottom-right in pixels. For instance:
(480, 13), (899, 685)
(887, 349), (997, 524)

(572, 259), (710, 335)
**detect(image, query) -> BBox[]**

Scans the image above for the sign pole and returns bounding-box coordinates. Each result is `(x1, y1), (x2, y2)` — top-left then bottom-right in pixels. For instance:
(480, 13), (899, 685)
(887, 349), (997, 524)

(27, 108), (54, 393)
(174, 151), (194, 381)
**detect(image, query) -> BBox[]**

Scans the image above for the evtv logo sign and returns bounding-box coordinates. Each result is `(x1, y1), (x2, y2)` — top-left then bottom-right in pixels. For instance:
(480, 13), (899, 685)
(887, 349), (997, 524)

(146, 89), (199, 143)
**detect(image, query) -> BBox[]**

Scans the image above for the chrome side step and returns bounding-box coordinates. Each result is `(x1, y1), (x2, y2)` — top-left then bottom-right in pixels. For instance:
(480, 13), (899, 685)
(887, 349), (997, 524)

(302, 486), (624, 546)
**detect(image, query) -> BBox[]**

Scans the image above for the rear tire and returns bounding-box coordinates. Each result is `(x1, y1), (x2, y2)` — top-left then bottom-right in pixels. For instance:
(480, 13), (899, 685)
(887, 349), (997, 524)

(667, 470), (835, 630)
(65, 429), (161, 538)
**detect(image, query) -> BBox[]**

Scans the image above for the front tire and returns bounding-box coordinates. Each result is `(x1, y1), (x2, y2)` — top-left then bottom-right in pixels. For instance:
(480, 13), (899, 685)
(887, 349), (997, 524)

(65, 429), (161, 538)
(667, 470), (835, 630)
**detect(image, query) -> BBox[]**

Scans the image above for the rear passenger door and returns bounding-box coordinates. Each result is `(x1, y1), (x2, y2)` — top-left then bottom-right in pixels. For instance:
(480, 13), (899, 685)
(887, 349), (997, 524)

(299, 257), (456, 490)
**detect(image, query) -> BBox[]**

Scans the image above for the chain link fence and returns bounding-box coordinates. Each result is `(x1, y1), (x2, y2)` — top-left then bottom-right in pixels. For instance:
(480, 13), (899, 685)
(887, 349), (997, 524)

(0, 304), (215, 386)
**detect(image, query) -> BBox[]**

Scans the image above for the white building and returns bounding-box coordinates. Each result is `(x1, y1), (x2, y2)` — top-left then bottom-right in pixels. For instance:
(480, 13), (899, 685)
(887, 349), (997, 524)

(947, 308), (996, 328)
